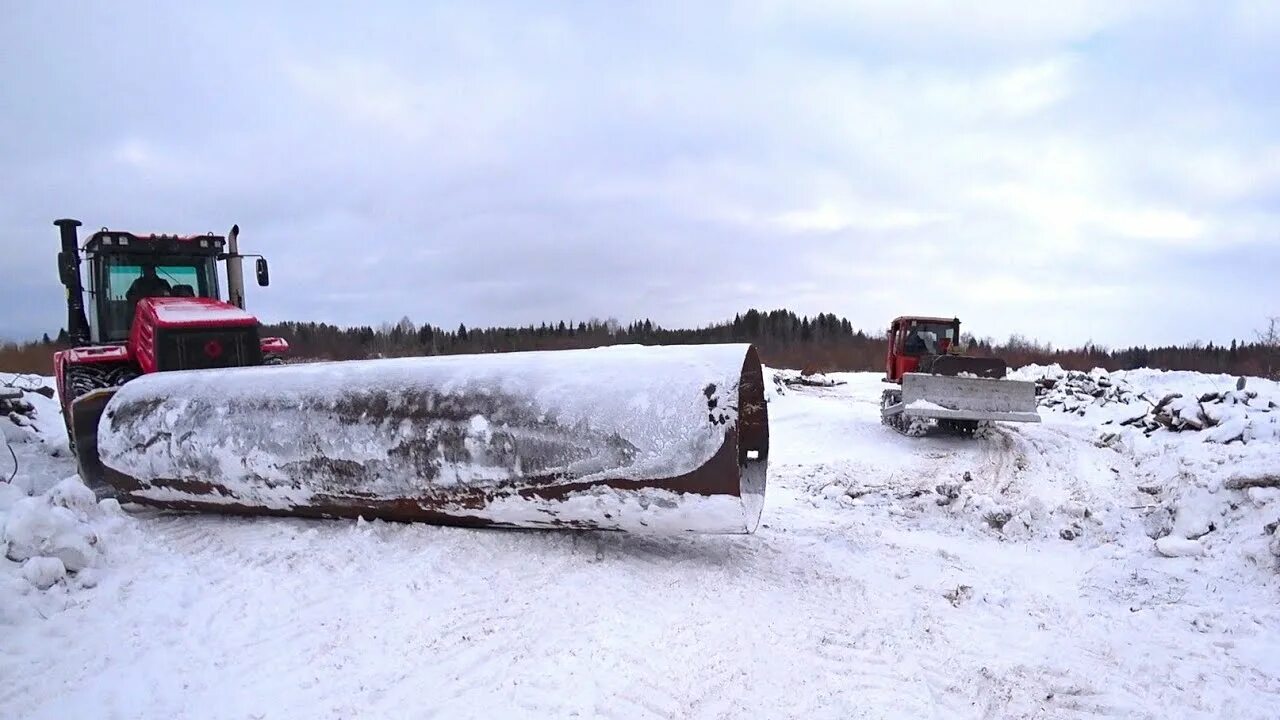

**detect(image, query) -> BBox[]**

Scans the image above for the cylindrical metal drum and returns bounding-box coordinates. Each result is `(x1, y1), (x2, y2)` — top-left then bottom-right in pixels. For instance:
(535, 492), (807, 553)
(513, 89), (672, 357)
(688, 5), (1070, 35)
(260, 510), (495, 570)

(99, 344), (769, 533)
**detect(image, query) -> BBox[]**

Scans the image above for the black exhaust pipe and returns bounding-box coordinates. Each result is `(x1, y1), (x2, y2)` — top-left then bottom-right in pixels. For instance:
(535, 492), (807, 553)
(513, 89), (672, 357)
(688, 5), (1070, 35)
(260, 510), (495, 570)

(55, 218), (91, 346)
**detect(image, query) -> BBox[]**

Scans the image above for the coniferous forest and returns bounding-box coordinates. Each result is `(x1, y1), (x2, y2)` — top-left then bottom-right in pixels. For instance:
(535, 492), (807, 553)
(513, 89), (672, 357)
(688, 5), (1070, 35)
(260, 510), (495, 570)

(3, 309), (1277, 378)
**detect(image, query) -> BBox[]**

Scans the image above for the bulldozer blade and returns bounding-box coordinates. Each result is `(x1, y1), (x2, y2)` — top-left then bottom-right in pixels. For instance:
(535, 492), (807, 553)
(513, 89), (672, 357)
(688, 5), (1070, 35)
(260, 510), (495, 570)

(885, 373), (1041, 424)
(96, 344), (770, 534)
(69, 387), (118, 489)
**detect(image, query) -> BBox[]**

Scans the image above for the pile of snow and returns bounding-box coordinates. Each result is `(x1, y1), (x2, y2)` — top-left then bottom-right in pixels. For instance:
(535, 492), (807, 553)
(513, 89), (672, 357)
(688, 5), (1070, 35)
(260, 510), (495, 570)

(1009, 363), (1139, 414)
(1013, 364), (1279, 445)
(1, 374), (68, 458)
(3, 377), (56, 437)
(1, 373), (130, 624)
(1, 476), (129, 621)
(1120, 386), (1280, 444)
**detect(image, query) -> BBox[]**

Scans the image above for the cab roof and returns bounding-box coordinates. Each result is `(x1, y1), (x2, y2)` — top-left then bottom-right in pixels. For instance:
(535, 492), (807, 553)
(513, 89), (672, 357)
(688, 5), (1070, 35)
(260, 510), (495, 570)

(892, 316), (960, 325)
(83, 229), (226, 255)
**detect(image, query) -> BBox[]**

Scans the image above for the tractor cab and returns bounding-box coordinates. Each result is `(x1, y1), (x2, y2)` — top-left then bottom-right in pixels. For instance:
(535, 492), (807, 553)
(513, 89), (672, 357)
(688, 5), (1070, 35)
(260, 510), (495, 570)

(884, 315), (1006, 383)
(53, 218), (289, 484)
(885, 316), (960, 382)
(80, 229), (227, 343)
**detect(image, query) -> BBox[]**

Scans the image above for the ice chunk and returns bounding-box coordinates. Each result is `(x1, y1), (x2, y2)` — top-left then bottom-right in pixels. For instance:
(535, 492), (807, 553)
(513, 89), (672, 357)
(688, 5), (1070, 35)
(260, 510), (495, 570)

(1155, 536), (1205, 558)
(22, 556), (66, 589)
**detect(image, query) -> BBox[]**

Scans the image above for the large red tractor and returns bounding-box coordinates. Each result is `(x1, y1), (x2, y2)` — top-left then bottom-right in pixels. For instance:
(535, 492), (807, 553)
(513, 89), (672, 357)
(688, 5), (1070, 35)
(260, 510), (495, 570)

(51, 219), (771, 535)
(879, 315), (1039, 436)
(52, 218), (288, 481)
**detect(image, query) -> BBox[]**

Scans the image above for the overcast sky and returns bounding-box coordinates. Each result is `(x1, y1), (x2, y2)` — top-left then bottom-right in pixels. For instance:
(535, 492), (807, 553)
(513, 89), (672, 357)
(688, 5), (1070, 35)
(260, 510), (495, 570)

(2, 1), (1277, 347)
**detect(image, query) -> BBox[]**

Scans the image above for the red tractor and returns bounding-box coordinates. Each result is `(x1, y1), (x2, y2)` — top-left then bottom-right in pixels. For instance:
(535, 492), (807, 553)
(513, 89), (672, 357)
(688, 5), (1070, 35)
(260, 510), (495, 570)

(880, 315), (1039, 436)
(53, 218), (288, 480)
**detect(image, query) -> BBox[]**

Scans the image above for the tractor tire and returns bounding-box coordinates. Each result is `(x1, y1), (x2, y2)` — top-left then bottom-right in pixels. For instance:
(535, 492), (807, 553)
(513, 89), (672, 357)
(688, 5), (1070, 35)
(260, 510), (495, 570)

(61, 364), (138, 456)
(263, 354), (285, 366)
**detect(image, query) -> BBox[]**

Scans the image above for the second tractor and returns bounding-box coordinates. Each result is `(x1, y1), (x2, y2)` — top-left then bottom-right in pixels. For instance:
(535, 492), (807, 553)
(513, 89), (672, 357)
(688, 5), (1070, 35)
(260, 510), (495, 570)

(879, 315), (1040, 437)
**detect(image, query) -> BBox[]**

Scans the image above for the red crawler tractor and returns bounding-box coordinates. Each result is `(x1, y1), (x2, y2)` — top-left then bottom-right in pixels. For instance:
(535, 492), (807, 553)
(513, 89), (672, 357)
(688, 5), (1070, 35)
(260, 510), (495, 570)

(52, 218), (288, 481)
(879, 315), (1039, 436)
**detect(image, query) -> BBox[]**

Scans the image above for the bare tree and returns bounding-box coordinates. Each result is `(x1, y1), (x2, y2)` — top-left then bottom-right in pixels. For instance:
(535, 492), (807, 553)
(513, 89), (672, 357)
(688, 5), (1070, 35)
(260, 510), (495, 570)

(1257, 316), (1280, 379)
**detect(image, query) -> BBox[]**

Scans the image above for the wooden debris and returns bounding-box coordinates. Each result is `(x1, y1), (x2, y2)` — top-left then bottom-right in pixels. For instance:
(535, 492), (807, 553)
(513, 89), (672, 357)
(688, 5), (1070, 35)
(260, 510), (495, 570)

(1223, 475), (1280, 491)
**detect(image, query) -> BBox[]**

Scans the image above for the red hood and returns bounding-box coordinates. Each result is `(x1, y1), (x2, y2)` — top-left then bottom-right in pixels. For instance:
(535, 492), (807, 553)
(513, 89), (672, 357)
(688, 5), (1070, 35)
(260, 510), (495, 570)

(140, 297), (259, 329)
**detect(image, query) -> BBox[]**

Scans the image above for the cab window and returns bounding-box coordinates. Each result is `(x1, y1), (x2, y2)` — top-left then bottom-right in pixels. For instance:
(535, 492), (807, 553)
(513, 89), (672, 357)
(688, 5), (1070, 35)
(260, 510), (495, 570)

(96, 255), (218, 341)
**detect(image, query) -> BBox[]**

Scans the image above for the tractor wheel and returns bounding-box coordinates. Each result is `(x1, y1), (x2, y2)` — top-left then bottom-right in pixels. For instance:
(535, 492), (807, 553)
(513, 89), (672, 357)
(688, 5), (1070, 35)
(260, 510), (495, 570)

(61, 364), (138, 455)
(263, 354), (285, 366)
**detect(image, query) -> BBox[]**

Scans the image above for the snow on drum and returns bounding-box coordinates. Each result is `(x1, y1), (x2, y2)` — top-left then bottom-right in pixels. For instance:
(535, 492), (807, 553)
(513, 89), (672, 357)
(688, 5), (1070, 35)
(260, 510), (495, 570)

(96, 344), (770, 533)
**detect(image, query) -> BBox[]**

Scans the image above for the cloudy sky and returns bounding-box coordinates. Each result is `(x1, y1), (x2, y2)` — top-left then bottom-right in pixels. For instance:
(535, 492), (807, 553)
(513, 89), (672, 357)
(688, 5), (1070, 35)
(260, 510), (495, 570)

(2, 1), (1277, 347)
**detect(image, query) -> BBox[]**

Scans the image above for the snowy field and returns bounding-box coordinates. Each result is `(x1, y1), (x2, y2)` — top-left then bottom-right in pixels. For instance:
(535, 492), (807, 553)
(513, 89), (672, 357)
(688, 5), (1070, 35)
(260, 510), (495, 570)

(3, 366), (1280, 719)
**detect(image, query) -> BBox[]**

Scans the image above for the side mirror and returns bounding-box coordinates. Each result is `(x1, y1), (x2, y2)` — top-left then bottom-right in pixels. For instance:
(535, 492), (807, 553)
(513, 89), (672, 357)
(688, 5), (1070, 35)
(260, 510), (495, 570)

(255, 257), (270, 287)
(56, 251), (78, 284)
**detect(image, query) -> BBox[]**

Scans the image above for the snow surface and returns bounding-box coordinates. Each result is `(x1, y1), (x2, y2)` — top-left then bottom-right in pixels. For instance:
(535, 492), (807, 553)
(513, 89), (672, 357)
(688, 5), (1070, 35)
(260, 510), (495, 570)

(3, 367), (1280, 718)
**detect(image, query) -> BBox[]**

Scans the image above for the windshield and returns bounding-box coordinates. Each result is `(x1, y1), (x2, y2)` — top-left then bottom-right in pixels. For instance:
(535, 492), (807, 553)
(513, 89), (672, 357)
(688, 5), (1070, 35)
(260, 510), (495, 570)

(901, 322), (957, 355)
(95, 254), (220, 341)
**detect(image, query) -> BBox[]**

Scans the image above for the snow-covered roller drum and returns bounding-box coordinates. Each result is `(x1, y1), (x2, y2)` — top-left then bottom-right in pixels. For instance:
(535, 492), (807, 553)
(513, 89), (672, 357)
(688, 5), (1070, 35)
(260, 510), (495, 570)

(96, 344), (769, 533)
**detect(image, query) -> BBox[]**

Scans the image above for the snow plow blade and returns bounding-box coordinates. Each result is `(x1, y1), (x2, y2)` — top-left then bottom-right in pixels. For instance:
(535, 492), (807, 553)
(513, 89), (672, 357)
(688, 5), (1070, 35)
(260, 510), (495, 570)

(96, 344), (770, 534)
(886, 373), (1040, 423)
(70, 388), (118, 489)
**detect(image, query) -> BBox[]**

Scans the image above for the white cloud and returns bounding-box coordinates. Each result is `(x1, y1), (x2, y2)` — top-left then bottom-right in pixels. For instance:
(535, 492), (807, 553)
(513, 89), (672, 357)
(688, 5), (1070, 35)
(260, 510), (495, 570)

(0, 0), (1276, 347)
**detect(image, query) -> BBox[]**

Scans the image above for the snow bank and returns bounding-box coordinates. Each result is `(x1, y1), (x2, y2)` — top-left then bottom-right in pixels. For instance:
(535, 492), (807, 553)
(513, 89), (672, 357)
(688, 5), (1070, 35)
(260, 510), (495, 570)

(1, 476), (129, 623)
(1015, 365), (1279, 445)
(2, 376), (64, 443)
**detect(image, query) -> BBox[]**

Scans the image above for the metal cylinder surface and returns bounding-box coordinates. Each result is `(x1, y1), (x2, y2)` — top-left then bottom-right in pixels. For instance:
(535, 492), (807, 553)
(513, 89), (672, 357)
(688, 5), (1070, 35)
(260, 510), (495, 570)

(98, 344), (769, 533)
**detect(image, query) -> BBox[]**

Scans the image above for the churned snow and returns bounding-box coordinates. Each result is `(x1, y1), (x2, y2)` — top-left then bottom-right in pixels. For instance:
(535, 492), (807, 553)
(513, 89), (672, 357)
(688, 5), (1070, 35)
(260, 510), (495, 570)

(3, 366), (1280, 718)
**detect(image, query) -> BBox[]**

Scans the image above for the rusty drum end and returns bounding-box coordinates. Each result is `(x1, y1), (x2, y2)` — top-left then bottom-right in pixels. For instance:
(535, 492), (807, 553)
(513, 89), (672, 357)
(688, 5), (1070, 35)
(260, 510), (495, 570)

(737, 345), (769, 532)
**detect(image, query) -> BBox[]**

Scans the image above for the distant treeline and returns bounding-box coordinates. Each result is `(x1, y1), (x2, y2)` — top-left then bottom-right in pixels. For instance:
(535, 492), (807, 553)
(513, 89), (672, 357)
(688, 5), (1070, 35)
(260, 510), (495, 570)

(4, 308), (1277, 379)
(260, 308), (1279, 379)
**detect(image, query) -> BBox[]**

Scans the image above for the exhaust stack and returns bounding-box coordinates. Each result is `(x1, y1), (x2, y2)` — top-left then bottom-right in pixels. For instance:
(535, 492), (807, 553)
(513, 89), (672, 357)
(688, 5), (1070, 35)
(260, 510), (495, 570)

(54, 218), (90, 345)
(226, 223), (245, 309)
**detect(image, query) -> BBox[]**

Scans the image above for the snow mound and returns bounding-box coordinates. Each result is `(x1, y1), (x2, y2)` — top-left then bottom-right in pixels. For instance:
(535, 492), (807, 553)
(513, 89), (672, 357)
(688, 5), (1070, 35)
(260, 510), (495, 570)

(1155, 536), (1205, 557)
(1, 375), (71, 489)
(1, 476), (129, 622)
(1015, 366), (1279, 445)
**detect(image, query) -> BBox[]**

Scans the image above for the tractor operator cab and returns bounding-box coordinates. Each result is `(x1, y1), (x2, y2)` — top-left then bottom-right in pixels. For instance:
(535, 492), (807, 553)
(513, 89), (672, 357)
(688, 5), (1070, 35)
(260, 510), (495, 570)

(52, 217), (286, 484)
(885, 315), (1006, 383)
(892, 317), (960, 361)
(84, 230), (228, 343)
(901, 320), (958, 357)
(58, 225), (272, 345)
